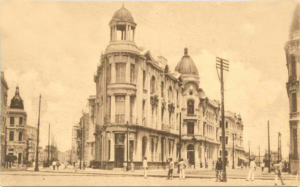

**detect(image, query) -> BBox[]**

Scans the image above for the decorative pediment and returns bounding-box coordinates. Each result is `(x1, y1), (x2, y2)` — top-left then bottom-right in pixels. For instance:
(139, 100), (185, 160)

(168, 102), (175, 113)
(150, 94), (159, 107)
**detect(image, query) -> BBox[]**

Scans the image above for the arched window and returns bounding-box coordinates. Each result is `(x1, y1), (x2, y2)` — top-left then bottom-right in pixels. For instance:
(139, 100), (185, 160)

(161, 81), (164, 97)
(150, 76), (156, 94)
(187, 100), (194, 114)
(291, 55), (296, 78)
(187, 144), (194, 151)
(142, 136), (147, 158)
(168, 86), (173, 101)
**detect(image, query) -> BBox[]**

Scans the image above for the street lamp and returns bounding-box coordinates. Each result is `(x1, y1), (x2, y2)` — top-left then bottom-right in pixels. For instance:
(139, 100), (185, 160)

(192, 135), (197, 169)
(232, 133), (236, 169)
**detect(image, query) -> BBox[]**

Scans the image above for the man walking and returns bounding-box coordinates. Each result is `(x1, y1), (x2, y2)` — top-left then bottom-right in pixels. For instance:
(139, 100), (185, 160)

(167, 158), (174, 180)
(215, 157), (222, 182)
(246, 158), (256, 181)
(274, 160), (285, 186)
(52, 160), (56, 171)
(178, 159), (186, 180)
(143, 157), (148, 179)
(261, 162), (265, 172)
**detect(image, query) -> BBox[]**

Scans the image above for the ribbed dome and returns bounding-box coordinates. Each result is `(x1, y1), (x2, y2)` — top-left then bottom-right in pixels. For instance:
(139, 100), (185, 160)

(111, 6), (134, 22)
(10, 86), (24, 109)
(175, 48), (199, 76)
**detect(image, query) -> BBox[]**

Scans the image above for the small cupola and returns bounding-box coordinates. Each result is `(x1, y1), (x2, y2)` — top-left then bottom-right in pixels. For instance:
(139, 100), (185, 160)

(10, 86), (24, 109)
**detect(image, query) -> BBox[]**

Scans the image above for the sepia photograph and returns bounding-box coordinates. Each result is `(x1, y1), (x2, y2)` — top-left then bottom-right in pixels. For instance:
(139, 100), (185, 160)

(0, 0), (299, 186)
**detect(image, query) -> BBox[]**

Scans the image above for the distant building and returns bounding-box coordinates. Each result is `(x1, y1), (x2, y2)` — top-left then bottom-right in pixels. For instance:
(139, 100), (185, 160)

(285, 5), (299, 175)
(71, 124), (79, 163)
(1, 72), (9, 167)
(25, 125), (37, 162)
(6, 86), (27, 164)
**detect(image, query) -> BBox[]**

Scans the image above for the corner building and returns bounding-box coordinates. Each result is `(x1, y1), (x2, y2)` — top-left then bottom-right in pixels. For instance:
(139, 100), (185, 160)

(94, 6), (244, 169)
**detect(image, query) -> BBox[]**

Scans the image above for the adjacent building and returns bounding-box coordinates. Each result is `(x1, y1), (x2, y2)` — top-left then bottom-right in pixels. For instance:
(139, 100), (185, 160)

(1, 72), (9, 167)
(93, 6), (245, 170)
(285, 5), (299, 174)
(6, 86), (27, 164)
(24, 124), (37, 162)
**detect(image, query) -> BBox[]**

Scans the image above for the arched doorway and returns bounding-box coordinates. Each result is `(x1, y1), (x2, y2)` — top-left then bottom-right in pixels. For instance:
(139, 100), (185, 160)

(187, 144), (194, 165)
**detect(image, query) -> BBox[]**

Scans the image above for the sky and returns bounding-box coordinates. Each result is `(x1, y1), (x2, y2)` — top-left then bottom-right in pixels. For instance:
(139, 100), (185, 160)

(0, 0), (298, 157)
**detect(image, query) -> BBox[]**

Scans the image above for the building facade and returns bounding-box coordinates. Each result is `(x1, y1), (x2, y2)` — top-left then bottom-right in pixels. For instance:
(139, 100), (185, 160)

(1, 72), (9, 167)
(94, 6), (245, 170)
(285, 5), (299, 175)
(24, 125), (37, 162)
(6, 86), (27, 164)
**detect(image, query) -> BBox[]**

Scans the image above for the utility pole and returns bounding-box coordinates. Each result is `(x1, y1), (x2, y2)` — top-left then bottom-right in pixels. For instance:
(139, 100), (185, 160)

(258, 146), (260, 167)
(48, 123), (50, 166)
(81, 126), (84, 170)
(4, 126), (7, 168)
(278, 132), (281, 161)
(232, 133), (236, 169)
(179, 113), (182, 159)
(248, 141), (250, 166)
(268, 121), (271, 173)
(216, 57), (229, 182)
(35, 94), (41, 172)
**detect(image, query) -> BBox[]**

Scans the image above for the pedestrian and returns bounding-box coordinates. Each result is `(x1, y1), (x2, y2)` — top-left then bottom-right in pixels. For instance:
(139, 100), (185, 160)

(52, 160), (56, 171)
(56, 160), (60, 171)
(167, 158), (174, 180)
(143, 157), (148, 179)
(261, 162), (265, 172)
(241, 162), (244, 171)
(246, 159), (256, 181)
(273, 160), (285, 186)
(83, 162), (86, 170)
(215, 157), (222, 182)
(131, 162), (135, 172)
(178, 158), (186, 180)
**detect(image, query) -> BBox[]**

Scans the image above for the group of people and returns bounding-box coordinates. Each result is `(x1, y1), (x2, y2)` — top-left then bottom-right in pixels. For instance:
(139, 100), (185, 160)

(51, 160), (61, 171)
(142, 157), (187, 180)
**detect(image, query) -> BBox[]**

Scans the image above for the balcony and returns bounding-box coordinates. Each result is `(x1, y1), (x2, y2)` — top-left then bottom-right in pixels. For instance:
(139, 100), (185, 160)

(162, 124), (170, 132)
(115, 114), (125, 124)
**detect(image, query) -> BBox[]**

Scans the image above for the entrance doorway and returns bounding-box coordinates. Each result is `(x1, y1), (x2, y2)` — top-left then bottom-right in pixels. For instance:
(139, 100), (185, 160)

(115, 146), (124, 168)
(18, 153), (22, 164)
(187, 144), (194, 165)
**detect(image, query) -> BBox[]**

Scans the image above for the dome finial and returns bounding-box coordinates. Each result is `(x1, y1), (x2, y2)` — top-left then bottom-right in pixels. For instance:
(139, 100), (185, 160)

(16, 85), (19, 95)
(184, 48), (188, 56)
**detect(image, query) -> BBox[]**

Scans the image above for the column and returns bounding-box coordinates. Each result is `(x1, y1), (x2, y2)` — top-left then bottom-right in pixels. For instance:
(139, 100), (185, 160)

(114, 25), (117, 40)
(126, 59), (130, 83)
(111, 94), (115, 123)
(125, 94), (130, 123)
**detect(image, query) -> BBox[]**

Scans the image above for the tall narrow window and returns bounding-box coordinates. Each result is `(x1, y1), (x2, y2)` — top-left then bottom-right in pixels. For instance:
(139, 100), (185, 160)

(142, 136), (147, 158)
(226, 137), (228, 144)
(161, 81), (164, 97)
(10, 117), (14, 125)
(130, 64), (135, 83)
(161, 109), (164, 123)
(226, 121), (228, 129)
(107, 96), (111, 122)
(292, 93), (297, 112)
(9, 131), (14, 141)
(108, 140), (111, 160)
(107, 64), (111, 84)
(168, 86), (173, 101)
(150, 76), (156, 94)
(143, 70), (146, 89)
(187, 100), (194, 114)
(116, 63), (126, 83)
(115, 96), (125, 123)
(130, 96), (135, 123)
(176, 90), (179, 104)
(130, 140), (134, 161)
(19, 131), (23, 141)
(19, 117), (23, 125)
(291, 55), (296, 78)
(142, 100), (146, 126)
(187, 122), (194, 135)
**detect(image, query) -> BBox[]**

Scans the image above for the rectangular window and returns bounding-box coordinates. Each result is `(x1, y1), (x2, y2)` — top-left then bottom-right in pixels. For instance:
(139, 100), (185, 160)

(18, 131), (22, 141)
(292, 93), (297, 112)
(142, 100), (146, 125)
(115, 96), (125, 123)
(161, 82), (164, 97)
(19, 117), (23, 125)
(226, 136), (228, 144)
(143, 70), (146, 89)
(9, 131), (14, 141)
(10, 117), (14, 125)
(130, 96), (134, 123)
(130, 140), (134, 161)
(116, 63), (126, 83)
(220, 136), (222, 142)
(219, 121), (222, 128)
(115, 134), (125, 145)
(107, 96), (111, 122)
(107, 64), (111, 84)
(130, 64), (135, 83)
(187, 122), (194, 135)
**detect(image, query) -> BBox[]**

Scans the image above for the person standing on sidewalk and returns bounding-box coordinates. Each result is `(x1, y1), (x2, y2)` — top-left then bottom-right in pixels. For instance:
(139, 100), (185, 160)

(215, 157), (222, 182)
(56, 160), (60, 171)
(178, 158), (186, 180)
(52, 160), (56, 171)
(261, 162), (265, 172)
(167, 158), (174, 180)
(246, 158), (256, 181)
(143, 157), (148, 179)
(274, 160), (285, 186)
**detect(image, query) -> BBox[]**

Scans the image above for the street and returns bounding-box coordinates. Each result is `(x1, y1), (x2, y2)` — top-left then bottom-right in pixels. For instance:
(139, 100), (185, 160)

(0, 170), (299, 186)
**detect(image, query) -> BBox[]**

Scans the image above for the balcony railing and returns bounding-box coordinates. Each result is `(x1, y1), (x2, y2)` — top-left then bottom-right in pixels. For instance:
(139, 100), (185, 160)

(115, 114), (125, 124)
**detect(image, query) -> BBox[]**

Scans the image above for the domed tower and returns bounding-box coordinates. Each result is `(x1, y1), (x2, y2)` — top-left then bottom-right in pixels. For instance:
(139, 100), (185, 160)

(285, 4), (299, 174)
(10, 86), (24, 109)
(105, 5), (139, 55)
(175, 48), (200, 86)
